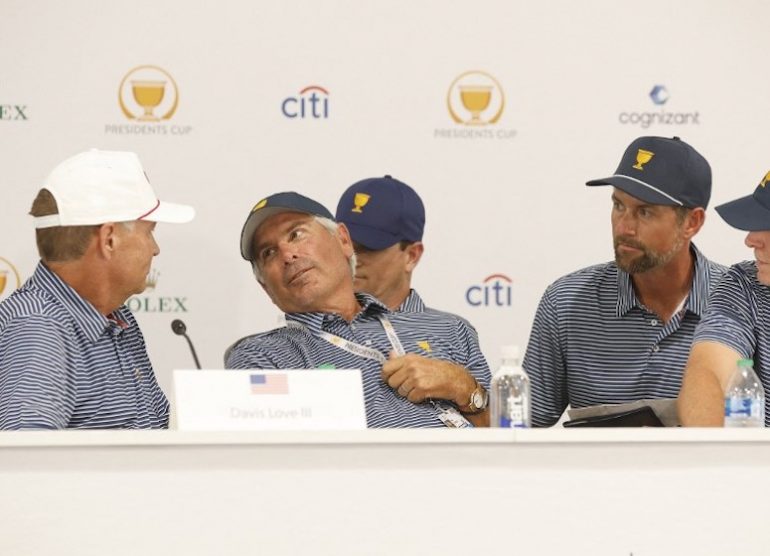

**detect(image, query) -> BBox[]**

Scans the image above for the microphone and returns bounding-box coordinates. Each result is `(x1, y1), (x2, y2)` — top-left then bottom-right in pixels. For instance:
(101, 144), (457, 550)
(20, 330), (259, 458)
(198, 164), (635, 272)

(171, 319), (202, 370)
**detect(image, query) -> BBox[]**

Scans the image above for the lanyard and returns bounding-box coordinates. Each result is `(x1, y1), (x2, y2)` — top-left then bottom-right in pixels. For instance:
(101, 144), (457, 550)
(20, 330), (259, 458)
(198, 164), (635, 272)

(293, 315), (472, 428)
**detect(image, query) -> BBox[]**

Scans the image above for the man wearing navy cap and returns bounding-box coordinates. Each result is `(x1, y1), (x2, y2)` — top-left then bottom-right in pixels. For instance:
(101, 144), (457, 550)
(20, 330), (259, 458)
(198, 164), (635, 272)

(680, 171), (770, 426)
(226, 191), (491, 428)
(523, 136), (726, 427)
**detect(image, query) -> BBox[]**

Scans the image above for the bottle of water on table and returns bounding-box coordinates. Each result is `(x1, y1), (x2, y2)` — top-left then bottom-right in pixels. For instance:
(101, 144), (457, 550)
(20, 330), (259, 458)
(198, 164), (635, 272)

(491, 345), (531, 428)
(724, 358), (765, 427)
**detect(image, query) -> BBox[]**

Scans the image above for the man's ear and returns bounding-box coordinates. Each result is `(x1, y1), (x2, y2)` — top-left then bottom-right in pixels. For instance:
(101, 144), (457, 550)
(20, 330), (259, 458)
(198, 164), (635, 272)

(404, 241), (424, 272)
(95, 223), (119, 259)
(337, 222), (354, 258)
(684, 207), (706, 239)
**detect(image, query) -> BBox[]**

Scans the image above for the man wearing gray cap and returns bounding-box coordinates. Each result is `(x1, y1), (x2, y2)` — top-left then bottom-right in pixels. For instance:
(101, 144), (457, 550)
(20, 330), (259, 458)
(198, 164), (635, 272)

(524, 136), (726, 427)
(226, 191), (491, 428)
(679, 171), (770, 426)
(0, 149), (195, 429)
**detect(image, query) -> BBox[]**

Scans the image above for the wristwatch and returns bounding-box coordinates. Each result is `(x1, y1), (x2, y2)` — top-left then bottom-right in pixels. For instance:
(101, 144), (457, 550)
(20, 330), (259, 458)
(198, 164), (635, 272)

(462, 380), (489, 414)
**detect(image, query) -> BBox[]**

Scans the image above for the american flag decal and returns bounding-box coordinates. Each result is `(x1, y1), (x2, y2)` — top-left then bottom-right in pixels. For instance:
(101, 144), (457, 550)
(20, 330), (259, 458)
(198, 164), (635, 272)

(249, 373), (289, 395)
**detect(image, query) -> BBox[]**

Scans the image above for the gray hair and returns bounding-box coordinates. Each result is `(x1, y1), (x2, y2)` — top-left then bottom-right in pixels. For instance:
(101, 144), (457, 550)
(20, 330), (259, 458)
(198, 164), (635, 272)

(252, 216), (356, 283)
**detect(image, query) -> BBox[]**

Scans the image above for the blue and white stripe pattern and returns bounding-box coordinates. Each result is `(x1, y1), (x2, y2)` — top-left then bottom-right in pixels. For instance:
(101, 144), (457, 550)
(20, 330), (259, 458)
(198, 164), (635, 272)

(0, 262), (169, 429)
(692, 261), (770, 425)
(226, 291), (491, 428)
(523, 245), (726, 427)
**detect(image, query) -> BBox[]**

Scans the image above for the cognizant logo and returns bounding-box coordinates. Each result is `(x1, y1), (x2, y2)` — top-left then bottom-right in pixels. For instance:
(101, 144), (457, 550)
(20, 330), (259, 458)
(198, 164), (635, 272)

(465, 274), (512, 307)
(618, 84), (700, 128)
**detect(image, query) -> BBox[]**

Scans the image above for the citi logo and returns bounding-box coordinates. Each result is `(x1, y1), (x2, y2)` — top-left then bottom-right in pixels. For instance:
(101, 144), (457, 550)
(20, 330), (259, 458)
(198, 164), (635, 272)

(649, 85), (669, 105)
(282, 85), (329, 119)
(465, 274), (512, 307)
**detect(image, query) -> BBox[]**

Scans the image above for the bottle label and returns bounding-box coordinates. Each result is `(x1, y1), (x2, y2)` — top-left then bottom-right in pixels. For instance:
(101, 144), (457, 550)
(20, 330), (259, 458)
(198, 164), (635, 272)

(499, 398), (527, 428)
(724, 397), (763, 421)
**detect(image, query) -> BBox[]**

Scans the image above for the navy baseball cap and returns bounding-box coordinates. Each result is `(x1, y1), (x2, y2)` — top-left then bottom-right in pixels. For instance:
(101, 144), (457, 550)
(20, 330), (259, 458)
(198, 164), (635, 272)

(240, 191), (333, 261)
(586, 136), (712, 208)
(335, 175), (425, 250)
(715, 171), (770, 231)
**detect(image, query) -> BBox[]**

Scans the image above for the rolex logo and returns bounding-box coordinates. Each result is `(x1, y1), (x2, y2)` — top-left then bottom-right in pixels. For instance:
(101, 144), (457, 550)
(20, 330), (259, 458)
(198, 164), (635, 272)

(351, 193), (370, 213)
(632, 149), (655, 170)
(145, 268), (160, 291)
(760, 171), (770, 188)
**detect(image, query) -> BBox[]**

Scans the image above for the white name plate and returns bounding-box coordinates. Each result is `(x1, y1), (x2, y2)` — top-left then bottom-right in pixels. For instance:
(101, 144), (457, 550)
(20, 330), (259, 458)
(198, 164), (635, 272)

(173, 369), (367, 431)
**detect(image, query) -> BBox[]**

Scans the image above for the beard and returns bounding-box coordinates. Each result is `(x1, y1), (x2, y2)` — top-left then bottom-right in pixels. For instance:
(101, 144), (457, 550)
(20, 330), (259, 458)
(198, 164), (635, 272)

(614, 234), (684, 274)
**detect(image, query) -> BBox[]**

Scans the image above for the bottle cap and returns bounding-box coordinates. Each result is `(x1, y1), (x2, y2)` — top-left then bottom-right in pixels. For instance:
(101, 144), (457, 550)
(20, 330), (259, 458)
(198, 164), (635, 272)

(738, 358), (754, 367)
(501, 345), (520, 360)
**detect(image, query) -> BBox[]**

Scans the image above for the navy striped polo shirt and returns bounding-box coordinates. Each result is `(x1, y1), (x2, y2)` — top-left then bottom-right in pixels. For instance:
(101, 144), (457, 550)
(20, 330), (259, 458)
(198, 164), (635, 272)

(0, 262), (170, 429)
(693, 261), (770, 425)
(226, 292), (491, 428)
(523, 245), (726, 427)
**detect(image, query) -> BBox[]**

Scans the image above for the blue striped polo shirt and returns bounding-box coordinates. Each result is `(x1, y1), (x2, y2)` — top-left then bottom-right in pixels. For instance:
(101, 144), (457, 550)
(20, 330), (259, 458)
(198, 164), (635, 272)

(226, 292), (491, 428)
(400, 289), (480, 342)
(523, 245), (726, 427)
(0, 262), (170, 429)
(693, 261), (770, 425)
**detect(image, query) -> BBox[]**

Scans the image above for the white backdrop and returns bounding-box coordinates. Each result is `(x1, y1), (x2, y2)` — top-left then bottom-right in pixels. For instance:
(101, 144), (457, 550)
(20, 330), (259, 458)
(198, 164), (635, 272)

(1, 0), (768, 397)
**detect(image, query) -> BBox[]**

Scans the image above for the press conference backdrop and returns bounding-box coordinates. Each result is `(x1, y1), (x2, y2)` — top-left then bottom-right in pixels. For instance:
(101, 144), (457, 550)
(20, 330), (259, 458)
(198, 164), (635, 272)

(0, 1), (767, 396)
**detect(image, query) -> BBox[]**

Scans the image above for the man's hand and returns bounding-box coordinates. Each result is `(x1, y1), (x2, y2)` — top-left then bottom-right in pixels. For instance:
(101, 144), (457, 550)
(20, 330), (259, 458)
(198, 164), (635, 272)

(381, 352), (477, 406)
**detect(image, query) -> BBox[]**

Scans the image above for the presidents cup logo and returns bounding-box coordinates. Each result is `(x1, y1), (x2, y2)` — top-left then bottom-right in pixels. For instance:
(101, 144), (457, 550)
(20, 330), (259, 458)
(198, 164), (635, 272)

(632, 149), (655, 170)
(106, 65), (192, 136)
(127, 267), (189, 313)
(435, 71), (516, 140)
(448, 71), (504, 125)
(0, 257), (22, 302)
(351, 193), (370, 213)
(465, 274), (513, 307)
(619, 84), (700, 128)
(119, 66), (178, 121)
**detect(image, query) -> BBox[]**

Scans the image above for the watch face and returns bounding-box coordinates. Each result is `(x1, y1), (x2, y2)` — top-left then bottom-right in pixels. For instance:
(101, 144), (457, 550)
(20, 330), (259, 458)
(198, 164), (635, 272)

(471, 390), (484, 409)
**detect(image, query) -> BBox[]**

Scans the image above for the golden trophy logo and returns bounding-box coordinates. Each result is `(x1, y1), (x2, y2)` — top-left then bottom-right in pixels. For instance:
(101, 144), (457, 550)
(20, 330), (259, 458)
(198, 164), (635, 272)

(119, 65), (179, 121)
(351, 193), (371, 213)
(0, 257), (21, 301)
(760, 171), (770, 188)
(632, 149), (655, 170)
(417, 341), (432, 353)
(447, 71), (505, 125)
(144, 268), (159, 291)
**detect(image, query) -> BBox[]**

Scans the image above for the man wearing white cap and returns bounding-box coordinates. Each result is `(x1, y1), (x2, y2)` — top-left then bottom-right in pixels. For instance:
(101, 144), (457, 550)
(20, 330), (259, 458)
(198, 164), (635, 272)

(0, 149), (194, 429)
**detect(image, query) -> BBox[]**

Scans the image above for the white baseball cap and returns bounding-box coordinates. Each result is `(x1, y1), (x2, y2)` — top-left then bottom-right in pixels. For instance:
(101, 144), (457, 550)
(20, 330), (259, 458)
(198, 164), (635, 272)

(33, 149), (195, 229)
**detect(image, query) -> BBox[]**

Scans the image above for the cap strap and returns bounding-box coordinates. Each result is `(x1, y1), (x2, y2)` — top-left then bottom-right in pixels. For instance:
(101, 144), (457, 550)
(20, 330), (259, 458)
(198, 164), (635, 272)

(33, 215), (63, 229)
(613, 174), (684, 206)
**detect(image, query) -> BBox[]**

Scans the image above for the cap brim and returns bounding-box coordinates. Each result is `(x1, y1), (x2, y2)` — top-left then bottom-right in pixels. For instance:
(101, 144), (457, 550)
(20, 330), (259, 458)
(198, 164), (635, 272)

(715, 195), (770, 231)
(142, 200), (195, 224)
(586, 175), (682, 206)
(344, 222), (401, 250)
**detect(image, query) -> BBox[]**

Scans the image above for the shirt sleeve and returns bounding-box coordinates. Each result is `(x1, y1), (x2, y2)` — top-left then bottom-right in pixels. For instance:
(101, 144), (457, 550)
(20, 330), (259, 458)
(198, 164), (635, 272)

(0, 314), (72, 429)
(225, 337), (281, 370)
(693, 266), (757, 358)
(523, 286), (568, 427)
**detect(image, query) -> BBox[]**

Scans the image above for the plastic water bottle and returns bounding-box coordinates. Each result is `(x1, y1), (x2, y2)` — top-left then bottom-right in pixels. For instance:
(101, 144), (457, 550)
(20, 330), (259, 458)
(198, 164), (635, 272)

(724, 358), (765, 427)
(490, 345), (531, 428)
